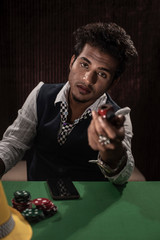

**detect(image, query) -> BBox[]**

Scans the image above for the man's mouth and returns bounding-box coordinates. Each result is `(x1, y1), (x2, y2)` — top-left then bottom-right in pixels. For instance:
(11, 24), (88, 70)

(77, 84), (92, 95)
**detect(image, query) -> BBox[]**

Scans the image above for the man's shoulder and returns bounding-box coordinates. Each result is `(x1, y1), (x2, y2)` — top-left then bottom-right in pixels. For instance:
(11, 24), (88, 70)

(40, 82), (65, 93)
(38, 82), (65, 99)
(36, 83), (65, 119)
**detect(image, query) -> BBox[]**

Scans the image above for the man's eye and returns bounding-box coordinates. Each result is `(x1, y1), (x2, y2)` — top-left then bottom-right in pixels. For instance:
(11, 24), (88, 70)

(98, 72), (107, 78)
(80, 62), (89, 69)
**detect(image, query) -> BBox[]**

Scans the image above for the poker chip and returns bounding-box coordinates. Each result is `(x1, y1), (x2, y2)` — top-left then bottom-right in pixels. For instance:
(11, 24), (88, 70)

(12, 191), (58, 223)
(14, 190), (31, 203)
(32, 198), (58, 217)
(22, 208), (45, 223)
(12, 198), (32, 212)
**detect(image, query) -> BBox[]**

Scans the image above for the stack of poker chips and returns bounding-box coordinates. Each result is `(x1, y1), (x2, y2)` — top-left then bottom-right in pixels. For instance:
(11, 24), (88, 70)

(32, 198), (58, 217)
(12, 190), (57, 223)
(12, 190), (32, 212)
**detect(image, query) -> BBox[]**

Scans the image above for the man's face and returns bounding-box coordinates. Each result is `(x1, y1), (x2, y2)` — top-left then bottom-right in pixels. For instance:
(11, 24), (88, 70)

(68, 44), (119, 106)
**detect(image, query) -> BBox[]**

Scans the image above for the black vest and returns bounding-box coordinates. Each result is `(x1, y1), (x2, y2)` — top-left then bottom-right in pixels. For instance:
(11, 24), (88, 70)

(27, 83), (120, 181)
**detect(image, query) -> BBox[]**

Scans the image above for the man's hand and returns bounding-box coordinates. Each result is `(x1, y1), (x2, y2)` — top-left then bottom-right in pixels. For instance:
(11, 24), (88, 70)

(88, 111), (126, 169)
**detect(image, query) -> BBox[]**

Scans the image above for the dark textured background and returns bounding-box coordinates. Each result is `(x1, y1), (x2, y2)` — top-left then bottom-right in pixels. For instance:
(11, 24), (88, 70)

(0, 0), (160, 180)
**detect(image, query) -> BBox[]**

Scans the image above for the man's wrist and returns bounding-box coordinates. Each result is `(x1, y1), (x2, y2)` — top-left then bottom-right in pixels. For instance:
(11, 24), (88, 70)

(97, 152), (127, 177)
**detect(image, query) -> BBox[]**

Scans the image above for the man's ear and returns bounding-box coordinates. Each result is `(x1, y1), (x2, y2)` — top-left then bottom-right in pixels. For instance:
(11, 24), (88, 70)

(69, 55), (76, 70)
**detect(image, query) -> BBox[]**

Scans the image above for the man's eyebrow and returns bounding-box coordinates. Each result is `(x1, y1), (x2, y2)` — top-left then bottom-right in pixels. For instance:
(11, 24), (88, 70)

(80, 57), (91, 64)
(98, 67), (111, 74)
(80, 57), (112, 74)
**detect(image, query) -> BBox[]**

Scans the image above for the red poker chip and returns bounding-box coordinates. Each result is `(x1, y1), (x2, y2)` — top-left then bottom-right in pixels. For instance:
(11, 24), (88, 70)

(32, 198), (50, 205)
(98, 104), (114, 119)
(43, 204), (56, 210)
(12, 198), (32, 206)
(12, 198), (32, 212)
(32, 198), (57, 212)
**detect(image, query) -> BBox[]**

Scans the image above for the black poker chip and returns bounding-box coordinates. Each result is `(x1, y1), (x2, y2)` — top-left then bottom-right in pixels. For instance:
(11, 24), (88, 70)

(14, 190), (31, 203)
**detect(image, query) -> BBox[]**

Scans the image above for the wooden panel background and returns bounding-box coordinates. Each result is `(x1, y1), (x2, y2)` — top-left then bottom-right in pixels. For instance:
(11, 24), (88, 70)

(0, 0), (160, 180)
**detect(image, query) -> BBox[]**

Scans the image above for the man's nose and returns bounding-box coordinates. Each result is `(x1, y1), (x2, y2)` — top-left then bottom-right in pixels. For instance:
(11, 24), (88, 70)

(82, 71), (97, 85)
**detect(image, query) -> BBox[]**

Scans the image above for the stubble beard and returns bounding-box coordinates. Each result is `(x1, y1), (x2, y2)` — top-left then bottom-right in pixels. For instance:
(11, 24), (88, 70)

(72, 93), (89, 103)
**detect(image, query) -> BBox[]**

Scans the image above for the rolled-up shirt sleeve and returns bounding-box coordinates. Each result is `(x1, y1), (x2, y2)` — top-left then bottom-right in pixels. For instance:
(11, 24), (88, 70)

(0, 82), (44, 173)
(104, 108), (135, 185)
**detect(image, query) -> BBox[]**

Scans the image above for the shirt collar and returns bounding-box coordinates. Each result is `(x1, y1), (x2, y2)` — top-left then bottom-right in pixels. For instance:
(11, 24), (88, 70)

(54, 81), (108, 112)
(55, 81), (70, 104)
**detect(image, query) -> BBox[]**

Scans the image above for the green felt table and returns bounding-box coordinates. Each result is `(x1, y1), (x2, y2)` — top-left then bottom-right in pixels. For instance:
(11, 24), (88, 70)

(2, 181), (160, 240)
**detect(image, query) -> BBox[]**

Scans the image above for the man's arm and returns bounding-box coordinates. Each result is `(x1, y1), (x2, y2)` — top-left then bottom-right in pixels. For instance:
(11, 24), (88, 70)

(0, 82), (43, 176)
(88, 108), (134, 185)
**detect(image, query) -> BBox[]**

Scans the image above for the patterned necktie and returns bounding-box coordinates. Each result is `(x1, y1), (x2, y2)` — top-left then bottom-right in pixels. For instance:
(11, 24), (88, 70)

(57, 101), (91, 145)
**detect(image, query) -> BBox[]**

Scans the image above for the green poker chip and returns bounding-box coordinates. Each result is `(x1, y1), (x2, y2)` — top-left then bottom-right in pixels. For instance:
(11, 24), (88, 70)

(22, 208), (45, 222)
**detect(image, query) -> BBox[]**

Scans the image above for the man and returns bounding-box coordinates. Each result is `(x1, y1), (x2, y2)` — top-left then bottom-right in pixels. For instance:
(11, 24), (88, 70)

(0, 22), (142, 184)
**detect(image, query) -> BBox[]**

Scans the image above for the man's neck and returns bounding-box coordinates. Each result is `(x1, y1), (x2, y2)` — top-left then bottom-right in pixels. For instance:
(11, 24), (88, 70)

(67, 94), (92, 123)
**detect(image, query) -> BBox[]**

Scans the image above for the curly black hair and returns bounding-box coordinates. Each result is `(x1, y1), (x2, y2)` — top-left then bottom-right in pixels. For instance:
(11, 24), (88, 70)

(73, 22), (138, 79)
